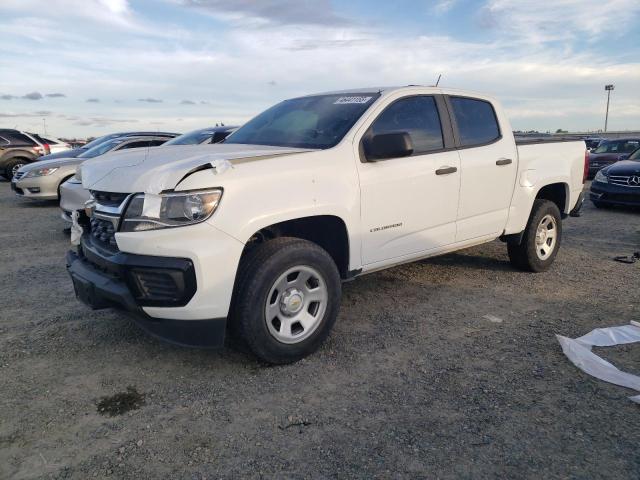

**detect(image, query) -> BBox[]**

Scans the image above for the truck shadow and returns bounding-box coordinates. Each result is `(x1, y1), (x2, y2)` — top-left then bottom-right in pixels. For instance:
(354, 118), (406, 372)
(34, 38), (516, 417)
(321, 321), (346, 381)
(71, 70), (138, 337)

(419, 251), (513, 272)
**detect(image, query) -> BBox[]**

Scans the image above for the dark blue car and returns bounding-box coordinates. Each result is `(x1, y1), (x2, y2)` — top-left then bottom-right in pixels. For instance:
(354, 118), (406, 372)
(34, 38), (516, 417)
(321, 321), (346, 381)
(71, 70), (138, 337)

(590, 147), (640, 208)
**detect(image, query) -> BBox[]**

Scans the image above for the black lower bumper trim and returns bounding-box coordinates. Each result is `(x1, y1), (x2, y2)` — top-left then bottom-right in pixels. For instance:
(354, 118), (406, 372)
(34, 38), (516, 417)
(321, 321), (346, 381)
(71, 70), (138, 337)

(66, 248), (226, 348)
(125, 313), (226, 349)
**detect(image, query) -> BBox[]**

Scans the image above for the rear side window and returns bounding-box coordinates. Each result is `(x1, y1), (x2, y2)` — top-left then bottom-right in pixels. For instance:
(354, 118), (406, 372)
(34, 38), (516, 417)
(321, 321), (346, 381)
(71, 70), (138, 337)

(369, 96), (444, 154)
(6, 132), (36, 146)
(450, 97), (500, 147)
(30, 133), (48, 144)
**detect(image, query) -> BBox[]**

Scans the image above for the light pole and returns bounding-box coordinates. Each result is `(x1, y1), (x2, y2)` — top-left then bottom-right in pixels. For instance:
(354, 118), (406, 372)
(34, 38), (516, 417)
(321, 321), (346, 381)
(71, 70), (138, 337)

(604, 84), (614, 132)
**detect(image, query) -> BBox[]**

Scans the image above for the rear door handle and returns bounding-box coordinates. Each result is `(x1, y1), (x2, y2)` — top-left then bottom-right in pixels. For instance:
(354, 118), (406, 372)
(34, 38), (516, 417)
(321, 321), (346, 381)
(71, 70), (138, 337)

(435, 166), (457, 175)
(496, 158), (512, 166)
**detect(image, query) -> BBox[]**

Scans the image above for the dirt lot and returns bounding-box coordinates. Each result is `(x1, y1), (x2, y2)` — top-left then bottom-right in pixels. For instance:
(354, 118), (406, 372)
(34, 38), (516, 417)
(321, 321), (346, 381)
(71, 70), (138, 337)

(1, 180), (638, 479)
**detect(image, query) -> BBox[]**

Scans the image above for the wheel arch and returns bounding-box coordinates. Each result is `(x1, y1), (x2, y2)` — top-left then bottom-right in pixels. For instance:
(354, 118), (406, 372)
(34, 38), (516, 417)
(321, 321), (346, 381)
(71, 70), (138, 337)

(1, 152), (35, 168)
(240, 215), (351, 279)
(534, 182), (570, 215)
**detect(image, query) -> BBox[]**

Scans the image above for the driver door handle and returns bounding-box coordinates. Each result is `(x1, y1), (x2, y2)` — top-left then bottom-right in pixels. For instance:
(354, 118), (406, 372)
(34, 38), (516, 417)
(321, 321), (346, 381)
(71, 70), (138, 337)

(435, 166), (457, 175)
(496, 158), (513, 166)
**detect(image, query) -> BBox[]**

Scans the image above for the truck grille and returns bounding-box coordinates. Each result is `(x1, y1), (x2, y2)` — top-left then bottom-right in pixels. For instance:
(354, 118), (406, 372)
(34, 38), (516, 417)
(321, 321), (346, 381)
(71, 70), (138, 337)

(90, 216), (118, 251)
(609, 175), (640, 188)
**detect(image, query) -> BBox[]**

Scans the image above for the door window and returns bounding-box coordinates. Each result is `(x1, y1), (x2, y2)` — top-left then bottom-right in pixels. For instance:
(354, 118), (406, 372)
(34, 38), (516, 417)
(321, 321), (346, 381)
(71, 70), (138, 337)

(369, 96), (444, 154)
(450, 97), (500, 147)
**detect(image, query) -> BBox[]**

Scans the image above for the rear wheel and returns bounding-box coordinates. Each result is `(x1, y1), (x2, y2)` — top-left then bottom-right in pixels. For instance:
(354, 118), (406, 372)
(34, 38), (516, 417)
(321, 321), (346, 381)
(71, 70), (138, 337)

(508, 199), (562, 272)
(231, 237), (341, 364)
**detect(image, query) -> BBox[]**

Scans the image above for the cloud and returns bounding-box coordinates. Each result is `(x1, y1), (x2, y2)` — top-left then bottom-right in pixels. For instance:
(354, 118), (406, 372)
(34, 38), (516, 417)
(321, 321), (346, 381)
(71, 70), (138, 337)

(479, 0), (640, 44)
(45, 92), (66, 97)
(433, 0), (457, 14)
(176, 0), (350, 27)
(0, 0), (638, 135)
(0, 110), (52, 117)
(86, 98), (100, 103)
(73, 115), (138, 127)
(138, 97), (163, 103)
(1, 0), (136, 29)
(22, 91), (43, 100)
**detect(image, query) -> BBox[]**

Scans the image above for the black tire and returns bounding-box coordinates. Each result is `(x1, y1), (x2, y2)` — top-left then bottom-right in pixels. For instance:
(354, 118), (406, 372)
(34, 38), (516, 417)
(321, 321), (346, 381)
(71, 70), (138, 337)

(230, 237), (341, 364)
(3, 158), (28, 180)
(507, 199), (562, 272)
(591, 200), (609, 209)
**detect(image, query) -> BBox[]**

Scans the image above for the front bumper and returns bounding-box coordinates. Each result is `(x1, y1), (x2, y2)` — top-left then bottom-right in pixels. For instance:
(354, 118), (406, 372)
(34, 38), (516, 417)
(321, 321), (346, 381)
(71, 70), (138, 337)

(590, 181), (640, 207)
(66, 235), (227, 348)
(12, 175), (60, 200)
(59, 179), (90, 214)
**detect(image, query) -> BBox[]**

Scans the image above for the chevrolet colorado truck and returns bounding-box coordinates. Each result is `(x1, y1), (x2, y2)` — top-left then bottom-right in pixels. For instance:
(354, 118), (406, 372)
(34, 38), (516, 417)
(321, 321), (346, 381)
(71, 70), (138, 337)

(67, 86), (587, 363)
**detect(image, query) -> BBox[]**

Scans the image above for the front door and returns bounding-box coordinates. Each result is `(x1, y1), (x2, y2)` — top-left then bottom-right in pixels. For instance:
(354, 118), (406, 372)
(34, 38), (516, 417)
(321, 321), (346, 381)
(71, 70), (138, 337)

(357, 95), (461, 265)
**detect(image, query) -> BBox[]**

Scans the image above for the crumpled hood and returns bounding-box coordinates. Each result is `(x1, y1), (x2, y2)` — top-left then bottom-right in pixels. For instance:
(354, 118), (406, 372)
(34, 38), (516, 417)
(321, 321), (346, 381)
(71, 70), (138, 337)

(80, 143), (313, 194)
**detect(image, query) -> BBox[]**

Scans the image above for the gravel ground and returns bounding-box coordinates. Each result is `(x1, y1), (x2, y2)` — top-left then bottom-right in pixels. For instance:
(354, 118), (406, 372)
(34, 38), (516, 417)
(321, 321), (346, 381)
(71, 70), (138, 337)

(1, 180), (639, 480)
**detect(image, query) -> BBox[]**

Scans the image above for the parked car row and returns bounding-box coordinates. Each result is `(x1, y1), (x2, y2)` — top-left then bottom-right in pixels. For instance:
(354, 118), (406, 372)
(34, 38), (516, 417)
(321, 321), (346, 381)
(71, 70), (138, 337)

(587, 138), (640, 178)
(8, 126), (237, 224)
(0, 128), (72, 179)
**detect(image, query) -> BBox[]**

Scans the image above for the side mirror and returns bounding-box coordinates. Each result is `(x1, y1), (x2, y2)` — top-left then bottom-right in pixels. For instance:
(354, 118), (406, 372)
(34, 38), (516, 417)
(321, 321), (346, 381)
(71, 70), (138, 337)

(363, 132), (413, 161)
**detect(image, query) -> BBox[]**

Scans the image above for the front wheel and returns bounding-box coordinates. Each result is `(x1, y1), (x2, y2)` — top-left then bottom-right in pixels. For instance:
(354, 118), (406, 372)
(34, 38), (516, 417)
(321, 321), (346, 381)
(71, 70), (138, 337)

(4, 158), (27, 180)
(231, 237), (342, 364)
(507, 199), (562, 272)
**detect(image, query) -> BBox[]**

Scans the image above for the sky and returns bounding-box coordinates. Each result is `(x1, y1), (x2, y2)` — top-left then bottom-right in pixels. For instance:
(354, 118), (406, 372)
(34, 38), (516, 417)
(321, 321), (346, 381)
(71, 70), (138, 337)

(1, 0), (639, 138)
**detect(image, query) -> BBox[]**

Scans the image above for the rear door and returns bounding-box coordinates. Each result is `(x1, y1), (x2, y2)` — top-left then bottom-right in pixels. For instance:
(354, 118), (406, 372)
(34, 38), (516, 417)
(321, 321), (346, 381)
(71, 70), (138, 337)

(447, 96), (517, 241)
(357, 94), (461, 265)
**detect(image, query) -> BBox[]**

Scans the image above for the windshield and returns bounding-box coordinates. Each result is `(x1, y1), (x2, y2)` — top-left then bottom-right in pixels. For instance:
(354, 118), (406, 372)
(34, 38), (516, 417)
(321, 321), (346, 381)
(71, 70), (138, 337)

(164, 129), (216, 146)
(225, 93), (380, 149)
(594, 140), (640, 154)
(78, 138), (126, 158)
(628, 148), (640, 161)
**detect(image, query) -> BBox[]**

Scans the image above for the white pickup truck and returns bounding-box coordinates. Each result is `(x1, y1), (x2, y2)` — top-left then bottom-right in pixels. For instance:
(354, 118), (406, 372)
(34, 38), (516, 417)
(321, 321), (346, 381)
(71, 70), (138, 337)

(68, 86), (587, 363)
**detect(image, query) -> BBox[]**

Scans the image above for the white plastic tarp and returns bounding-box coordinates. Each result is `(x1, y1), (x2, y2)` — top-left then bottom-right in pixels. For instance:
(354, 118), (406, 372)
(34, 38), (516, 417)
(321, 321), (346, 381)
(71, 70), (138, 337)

(557, 321), (640, 404)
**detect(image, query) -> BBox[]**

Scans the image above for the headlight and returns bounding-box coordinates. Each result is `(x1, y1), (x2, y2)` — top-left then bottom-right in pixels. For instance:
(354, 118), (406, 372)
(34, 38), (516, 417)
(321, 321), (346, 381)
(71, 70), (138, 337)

(594, 170), (608, 183)
(120, 189), (222, 232)
(24, 167), (59, 178)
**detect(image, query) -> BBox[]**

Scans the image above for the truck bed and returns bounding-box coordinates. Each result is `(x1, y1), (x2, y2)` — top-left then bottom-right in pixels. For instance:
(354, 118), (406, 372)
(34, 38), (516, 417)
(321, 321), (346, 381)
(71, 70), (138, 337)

(515, 136), (586, 145)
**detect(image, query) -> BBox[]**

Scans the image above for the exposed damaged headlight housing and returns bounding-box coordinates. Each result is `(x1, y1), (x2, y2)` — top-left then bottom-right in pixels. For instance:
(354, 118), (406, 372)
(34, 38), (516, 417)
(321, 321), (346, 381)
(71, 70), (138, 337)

(24, 167), (58, 178)
(120, 189), (222, 232)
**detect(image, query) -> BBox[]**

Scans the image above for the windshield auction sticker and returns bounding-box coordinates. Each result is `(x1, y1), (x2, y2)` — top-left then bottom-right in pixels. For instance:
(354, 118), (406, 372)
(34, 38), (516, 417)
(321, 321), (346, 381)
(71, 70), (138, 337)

(334, 96), (373, 104)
